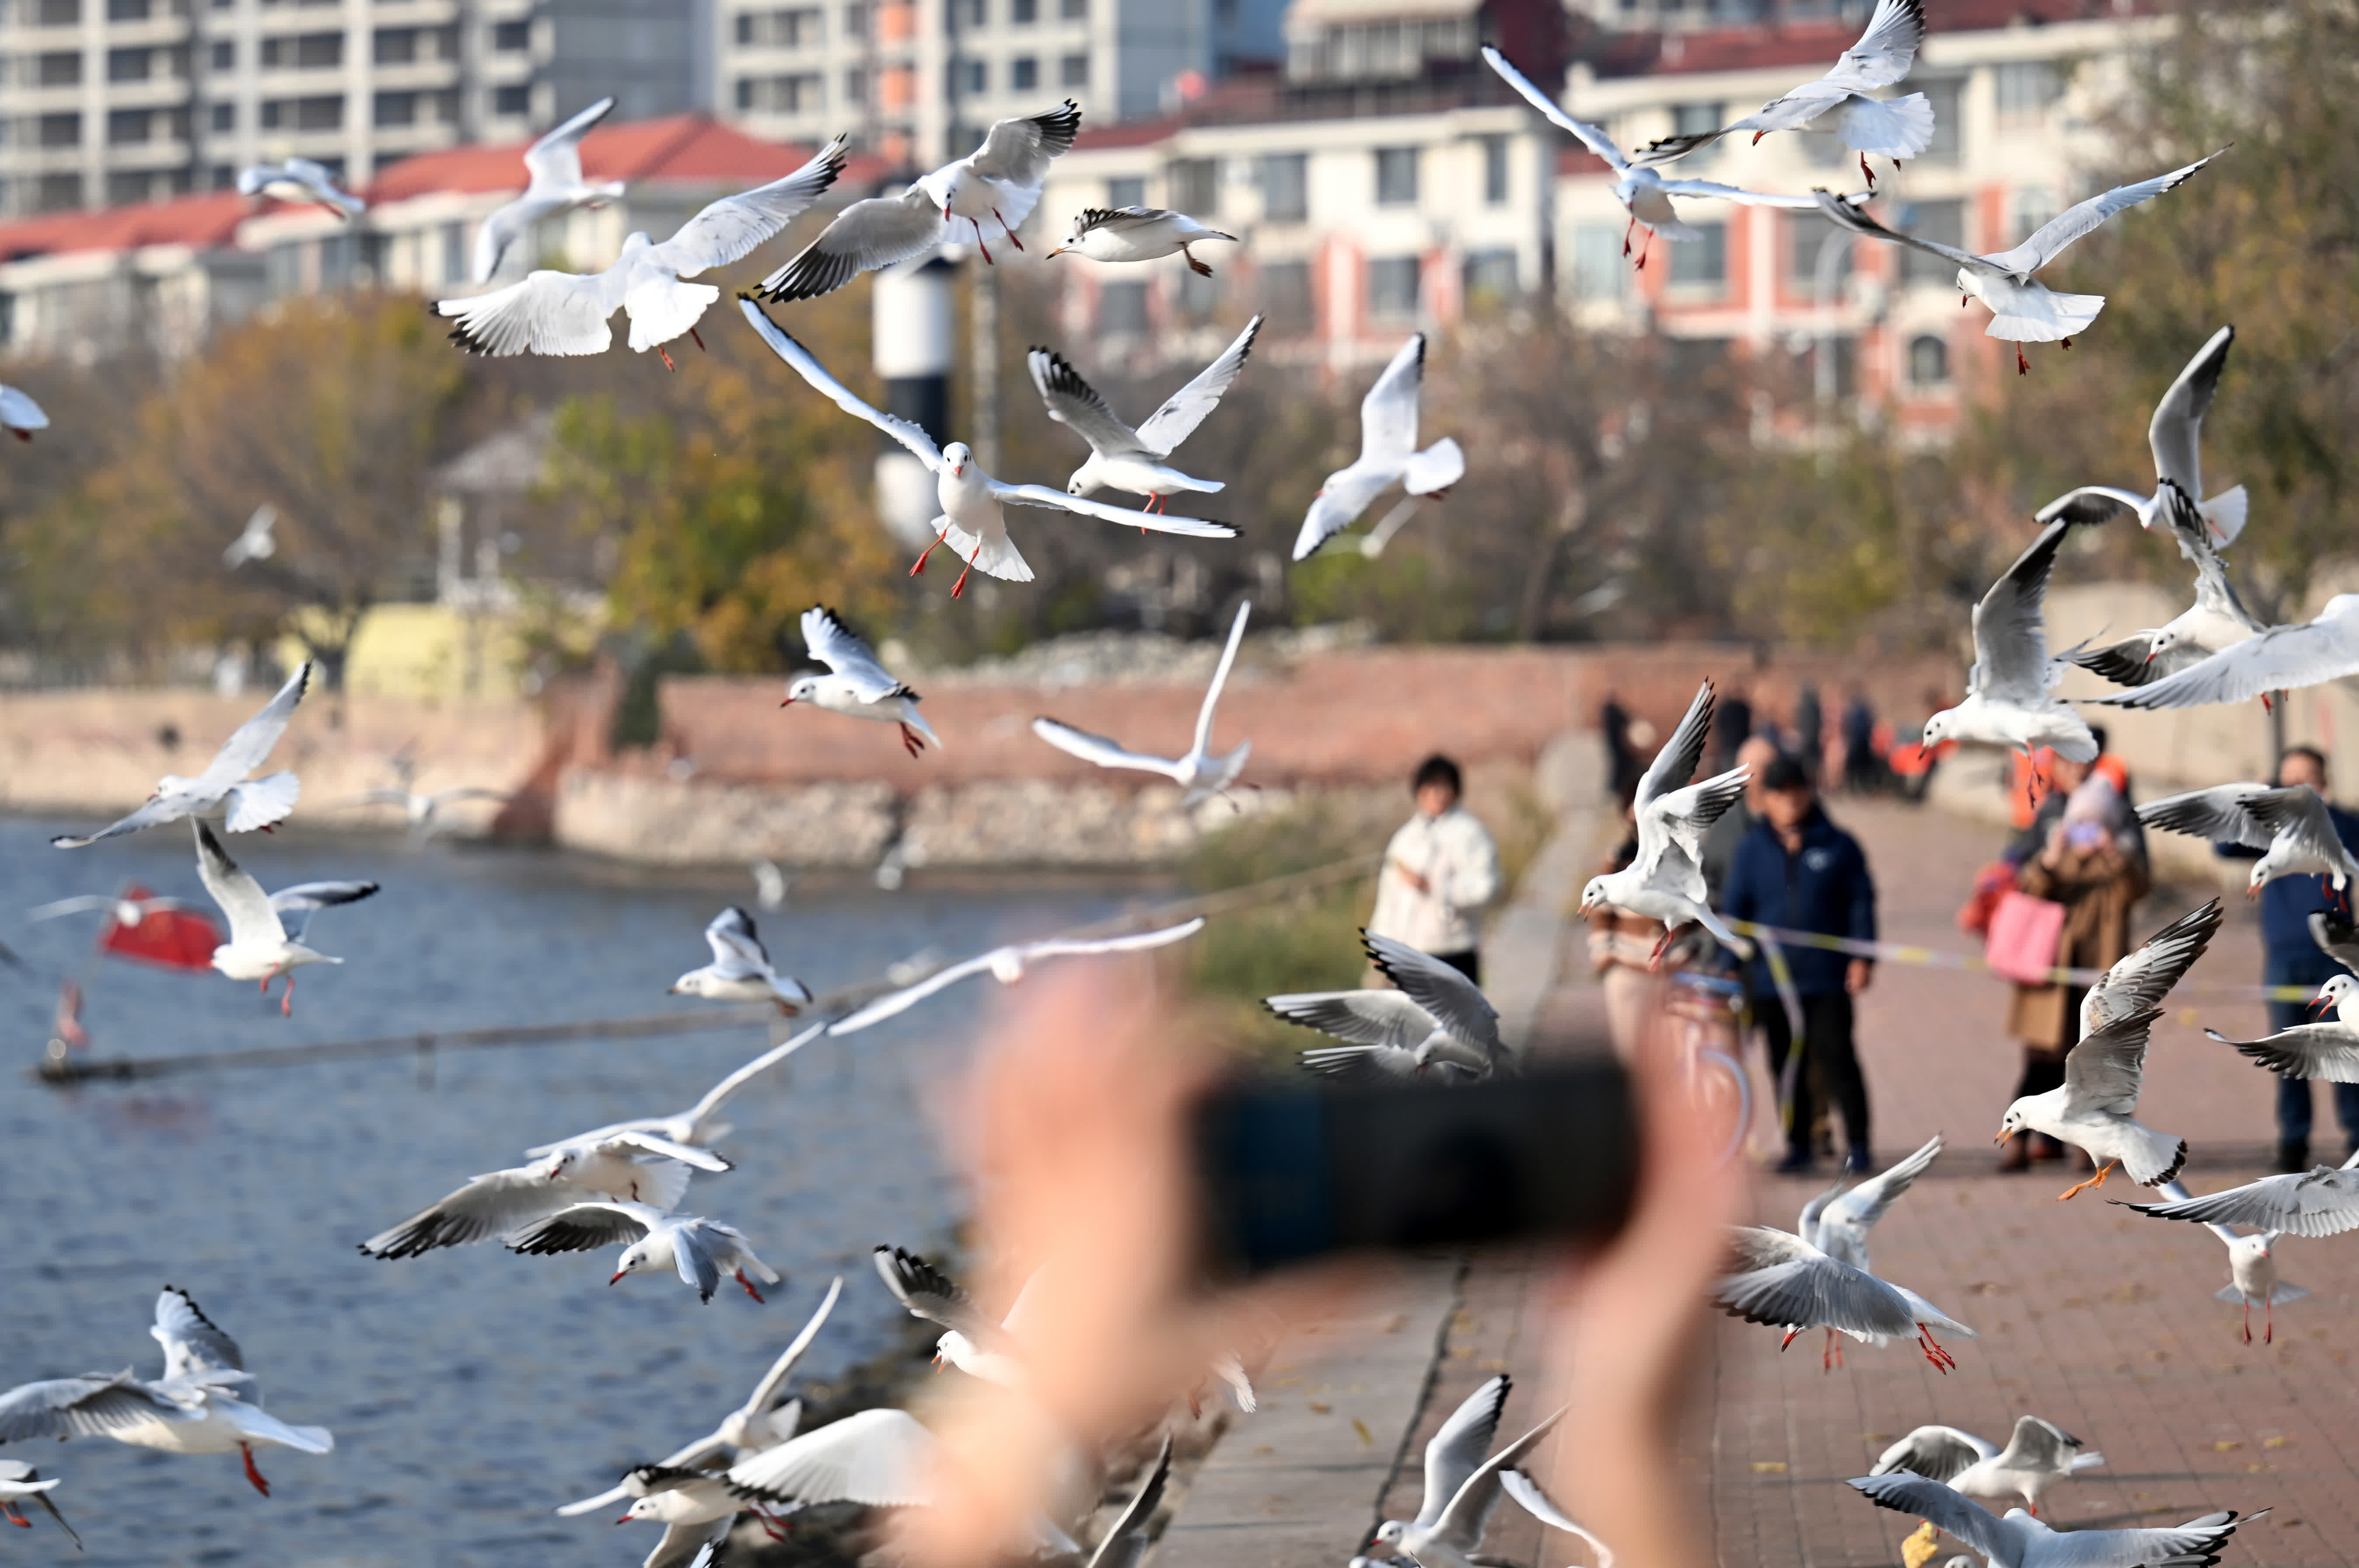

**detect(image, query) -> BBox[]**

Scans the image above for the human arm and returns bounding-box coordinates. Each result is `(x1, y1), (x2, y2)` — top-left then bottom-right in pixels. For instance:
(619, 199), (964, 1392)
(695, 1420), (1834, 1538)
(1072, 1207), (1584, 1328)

(1845, 837), (1876, 993)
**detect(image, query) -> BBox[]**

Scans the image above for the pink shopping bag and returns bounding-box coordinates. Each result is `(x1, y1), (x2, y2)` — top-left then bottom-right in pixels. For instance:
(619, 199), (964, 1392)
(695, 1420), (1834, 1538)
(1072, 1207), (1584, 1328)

(1984, 889), (2066, 985)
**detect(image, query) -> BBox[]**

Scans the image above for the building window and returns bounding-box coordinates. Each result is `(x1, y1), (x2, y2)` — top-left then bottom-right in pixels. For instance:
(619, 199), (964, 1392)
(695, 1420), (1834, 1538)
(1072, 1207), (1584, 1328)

(36, 0), (80, 23)
(1012, 0), (1036, 18)
(108, 47), (150, 82)
(1100, 279), (1148, 335)
(1784, 212), (1851, 290)
(1480, 135), (1508, 204)
(260, 99), (283, 128)
(1993, 60), (2061, 124)
(843, 66), (868, 103)
(428, 89), (458, 123)
(1107, 174), (1144, 208)
(1912, 76), (1962, 163)
(1167, 157), (1216, 216)
(1672, 101), (1722, 137)
(107, 0), (148, 18)
(1374, 146), (1417, 205)
(493, 83), (530, 116)
(946, 0), (984, 24)
(1059, 52), (1087, 87)
(1463, 249), (1516, 308)
(1259, 152), (1305, 222)
(1896, 198), (1963, 284)
(35, 173), (82, 211)
(1176, 264), (1217, 321)
(374, 28), (416, 63)
(844, 2), (870, 37)
(107, 108), (151, 143)
(1010, 55), (1036, 90)
(1570, 222), (1627, 301)
(1367, 254), (1419, 321)
(1908, 333), (1950, 386)
(296, 33), (343, 68)
(735, 76), (754, 110)
(1259, 258), (1312, 331)
(1666, 221), (1724, 289)
(36, 112), (80, 147)
(441, 220), (468, 284)
(375, 90), (417, 126)
(211, 40), (234, 69)
(744, 72), (824, 112)
(295, 95), (343, 129)
(106, 170), (151, 205)
(1061, 0), (1085, 15)
(949, 58), (985, 94)
(209, 101), (234, 131)
(36, 52), (80, 87)
(492, 20), (531, 52)
(208, 164), (234, 190)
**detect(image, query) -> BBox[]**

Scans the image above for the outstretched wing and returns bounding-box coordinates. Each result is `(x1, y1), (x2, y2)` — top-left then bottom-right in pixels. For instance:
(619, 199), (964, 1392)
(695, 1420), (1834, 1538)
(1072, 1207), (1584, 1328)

(1031, 717), (1180, 777)
(1358, 335), (1427, 466)
(2311, 911), (2359, 978)
(739, 297), (943, 470)
(2245, 786), (2351, 872)
(1086, 1434), (1173, 1568)
(2209, 1024), (2359, 1083)
(2061, 1007), (2164, 1116)
(989, 481), (1237, 537)
(1027, 349), (1148, 457)
(522, 95), (614, 193)
(1814, 1134), (1943, 1268)
(437, 268), (621, 357)
(1844, 1474), (2012, 1562)
(799, 605), (905, 703)
(1818, 0), (1925, 91)
(966, 101), (1083, 225)
(2149, 325), (2234, 498)
(357, 1166), (569, 1257)
(2062, 1513), (2258, 1568)
(1417, 1374), (1508, 1528)
(1192, 599), (1251, 761)
(269, 879), (380, 914)
(1480, 47), (1628, 173)
(758, 186), (946, 302)
(193, 820), (288, 948)
(1135, 316), (1263, 455)
(201, 661), (312, 785)
(1633, 682), (1714, 816)
(2082, 900), (2221, 1035)
(1989, 149), (2229, 275)
(726, 1407), (943, 1508)
(2122, 1168), (2359, 1238)
(1969, 517), (2071, 702)
(0, 1374), (198, 1441)
(1869, 1426), (1994, 1484)
(1263, 989), (1437, 1051)
(2137, 785), (2273, 848)
(648, 138), (848, 277)
(2102, 602), (2359, 710)
(506, 1201), (659, 1256)
(1365, 932), (1501, 1064)
(153, 1285), (243, 1379)
(872, 1246), (1006, 1344)
(1813, 190), (1993, 277)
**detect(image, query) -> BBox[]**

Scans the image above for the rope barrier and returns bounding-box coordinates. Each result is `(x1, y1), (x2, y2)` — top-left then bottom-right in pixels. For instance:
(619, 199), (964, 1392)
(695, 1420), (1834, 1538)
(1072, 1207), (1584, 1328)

(1722, 919), (2320, 1003)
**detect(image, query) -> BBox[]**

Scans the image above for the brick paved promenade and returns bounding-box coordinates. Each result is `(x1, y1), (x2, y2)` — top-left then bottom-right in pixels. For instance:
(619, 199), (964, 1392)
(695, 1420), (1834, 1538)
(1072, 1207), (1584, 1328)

(1416, 797), (2359, 1568)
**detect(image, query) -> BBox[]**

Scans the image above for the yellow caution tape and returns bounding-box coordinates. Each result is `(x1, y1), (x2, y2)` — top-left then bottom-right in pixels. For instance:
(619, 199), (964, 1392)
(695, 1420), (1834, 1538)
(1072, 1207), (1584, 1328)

(1721, 919), (2318, 1003)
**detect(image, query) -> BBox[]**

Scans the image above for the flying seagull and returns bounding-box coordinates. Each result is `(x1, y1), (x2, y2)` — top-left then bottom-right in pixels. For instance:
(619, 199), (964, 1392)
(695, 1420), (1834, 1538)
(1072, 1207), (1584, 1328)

(1846, 1471), (2260, 1568)
(1920, 518), (2097, 761)
(669, 906), (813, 1014)
(52, 662), (311, 847)
(1869, 1416), (2105, 1515)
(474, 95), (627, 282)
(222, 504), (278, 568)
(825, 918), (1207, 1036)
(1031, 599), (1253, 806)
(760, 101), (1081, 295)
(741, 299), (1234, 595)
(784, 606), (940, 758)
(1812, 149), (2229, 372)
(439, 138), (846, 368)
(1048, 207), (1237, 275)
(2094, 594), (2359, 712)
(192, 820), (342, 1016)
(1293, 334), (1464, 561)
(237, 157), (363, 218)
(1028, 315), (1260, 507)
(2137, 783), (2359, 897)
(1578, 681), (1751, 958)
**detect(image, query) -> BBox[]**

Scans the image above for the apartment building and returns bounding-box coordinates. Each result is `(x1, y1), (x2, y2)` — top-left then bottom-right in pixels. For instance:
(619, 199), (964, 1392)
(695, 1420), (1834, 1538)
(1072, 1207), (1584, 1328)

(715, 0), (1287, 167)
(1035, 0), (1569, 370)
(1551, 0), (2161, 432)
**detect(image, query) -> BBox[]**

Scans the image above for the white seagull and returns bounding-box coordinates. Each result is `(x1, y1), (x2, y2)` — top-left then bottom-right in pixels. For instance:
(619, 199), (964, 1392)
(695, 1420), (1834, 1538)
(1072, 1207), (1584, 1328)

(741, 300), (1235, 595)
(29, 879), (375, 945)
(52, 661), (311, 847)
(1716, 1225), (1977, 1372)
(669, 906), (813, 1014)
(339, 782), (512, 838)
(1485, 46), (1858, 268)
(1032, 599), (1253, 806)
(237, 157), (363, 217)
(0, 1461), (77, 1546)
(1846, 1472), (2260, 1568)
(826, 917), (1206, 1036)
(529, 1020), (830, 1157)
(2137, 783), (2359, 897)
(222, 503), (278, 568)
(1027, 315), (1261, 507)
(509, 1199), (782, 1303)
(874, 1246), (1035, 1387)
(558, 1277), (839, 1520)
(1869, 1417), (2105, 1516)
(473, 95), (627, 283)
(1267, 929), (1507, 1080)
(1630, 0), (1932, 185)
(760, 101), (1081, 295)
(357, 1132), (730, 1259)
(1995, 900), (2221, 1199)
(1919, 518), (2098, 762)
(784, 606), (940, 758)
(1, 383), (49, 441)
(0, 1287), (332, 1498)
(438, 137), (846, 369)
(2095, 593), (2359, 712)
(1086, 1435), (1172, 1568)
(1368, 1376), (1569, 1568)
(1576, 681), (1752, 959)
(752, 858), (790, 910)
(191, 821), (341, 1016)
(1793, 1133), (1943, 1367)
(1047, 207), (1238, 275)
(1812, 148), (2228, 372)
(2198, 1221), (2308, 1345)
(1293, 334), (1465, 561)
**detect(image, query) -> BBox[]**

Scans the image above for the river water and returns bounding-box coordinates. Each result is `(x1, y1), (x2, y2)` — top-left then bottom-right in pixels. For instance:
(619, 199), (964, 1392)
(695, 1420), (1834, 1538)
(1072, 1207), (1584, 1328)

(0, 817), (1156, 1568)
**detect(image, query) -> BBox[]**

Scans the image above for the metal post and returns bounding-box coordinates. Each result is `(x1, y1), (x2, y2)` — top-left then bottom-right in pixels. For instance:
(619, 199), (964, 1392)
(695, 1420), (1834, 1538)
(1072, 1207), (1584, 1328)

(969, 260), (999, 473)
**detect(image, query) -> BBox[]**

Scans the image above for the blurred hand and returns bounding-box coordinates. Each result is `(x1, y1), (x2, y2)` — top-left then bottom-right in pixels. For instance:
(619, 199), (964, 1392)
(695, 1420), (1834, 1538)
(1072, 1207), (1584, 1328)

(1846, 958), (1873, 996)
(1395, 858), (1433, 895)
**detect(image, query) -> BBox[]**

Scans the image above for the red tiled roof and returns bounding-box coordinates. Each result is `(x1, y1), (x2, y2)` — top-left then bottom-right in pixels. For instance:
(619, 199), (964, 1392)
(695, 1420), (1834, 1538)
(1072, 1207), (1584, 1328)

(1594, 0), (2152, 79)
(0, 190), (255, 263)
(366, 114), (876, 201)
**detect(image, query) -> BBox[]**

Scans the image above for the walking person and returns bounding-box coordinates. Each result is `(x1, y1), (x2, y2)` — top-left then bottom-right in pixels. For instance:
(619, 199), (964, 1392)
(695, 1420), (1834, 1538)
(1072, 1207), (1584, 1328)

(1721, 755), (1879, 1174)
(1368, 754), (1500, 984)
(1998, 765), (2149, 1173)
(2217, 745), (2359, 1171)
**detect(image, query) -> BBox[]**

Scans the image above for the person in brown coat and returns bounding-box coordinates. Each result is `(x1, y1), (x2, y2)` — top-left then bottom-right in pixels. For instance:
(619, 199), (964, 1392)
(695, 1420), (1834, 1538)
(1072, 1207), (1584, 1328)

(1999, 769), (2149, 1172)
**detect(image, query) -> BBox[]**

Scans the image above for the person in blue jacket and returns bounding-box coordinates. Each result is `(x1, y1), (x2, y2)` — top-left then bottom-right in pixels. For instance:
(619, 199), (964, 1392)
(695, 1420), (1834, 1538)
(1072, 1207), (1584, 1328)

(1723, 754), (1880, 1174)
(2217, 745), (2359, 1172)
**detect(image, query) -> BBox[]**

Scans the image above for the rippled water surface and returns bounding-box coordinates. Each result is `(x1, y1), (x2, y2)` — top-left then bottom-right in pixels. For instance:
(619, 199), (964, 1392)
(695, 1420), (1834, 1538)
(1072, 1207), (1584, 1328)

(0, 817), (1155, 1568)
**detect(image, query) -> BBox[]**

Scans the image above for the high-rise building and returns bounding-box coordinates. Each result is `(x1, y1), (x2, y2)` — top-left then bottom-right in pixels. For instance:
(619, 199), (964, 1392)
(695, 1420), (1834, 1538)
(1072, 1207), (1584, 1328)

(715, 0), (1286, 167)
(0, 0), (720, 220)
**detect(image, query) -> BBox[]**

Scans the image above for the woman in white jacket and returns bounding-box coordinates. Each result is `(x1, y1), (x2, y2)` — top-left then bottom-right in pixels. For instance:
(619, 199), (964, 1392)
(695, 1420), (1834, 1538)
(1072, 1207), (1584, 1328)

(1368, 755), (1500, 983)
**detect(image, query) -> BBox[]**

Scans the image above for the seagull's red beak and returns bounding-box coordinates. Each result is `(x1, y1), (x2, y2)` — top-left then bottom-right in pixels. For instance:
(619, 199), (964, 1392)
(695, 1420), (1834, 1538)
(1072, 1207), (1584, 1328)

(614, 1515), (633, 1526)
(2313, 993), (2336, 1018)
(609, 1271), (625, 1286)
(780, 696), (795, 708)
